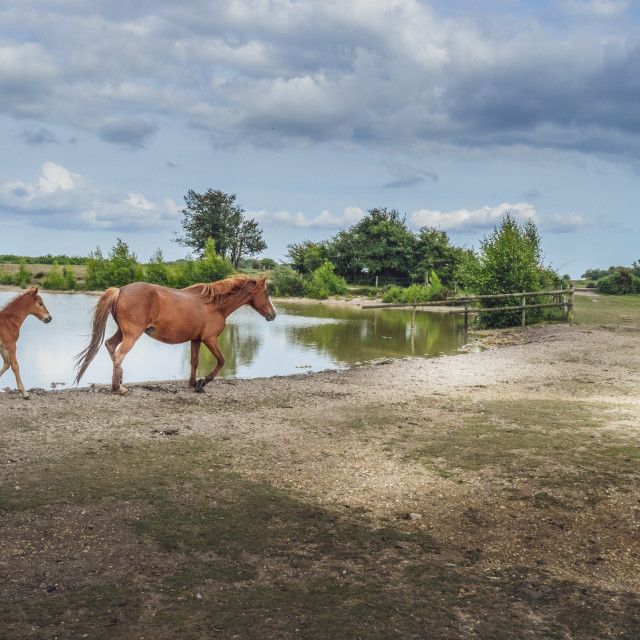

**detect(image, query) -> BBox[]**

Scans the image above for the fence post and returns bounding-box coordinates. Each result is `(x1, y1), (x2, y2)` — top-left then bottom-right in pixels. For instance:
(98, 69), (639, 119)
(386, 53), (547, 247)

(464, 304), (469, 331)
(521, 291), (526, 327)
(568, 285), (575, 324)
(375, 275), (379, 288)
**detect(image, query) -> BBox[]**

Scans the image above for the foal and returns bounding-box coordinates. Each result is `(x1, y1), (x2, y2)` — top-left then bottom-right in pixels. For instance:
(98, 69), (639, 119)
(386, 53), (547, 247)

(0, 287), (52, 399)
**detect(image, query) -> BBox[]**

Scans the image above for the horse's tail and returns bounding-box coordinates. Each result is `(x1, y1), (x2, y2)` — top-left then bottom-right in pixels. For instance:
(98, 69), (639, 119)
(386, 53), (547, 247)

(74, 287), (120, 384)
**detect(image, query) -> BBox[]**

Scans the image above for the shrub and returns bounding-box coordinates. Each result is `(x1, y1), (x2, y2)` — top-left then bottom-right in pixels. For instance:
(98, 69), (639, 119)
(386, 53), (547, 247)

(271, 265), (304, 297)
(145, 249), (170, 286)
(14, 260), (32, 288)
(63, 265), (77, 290)
(474, 214), (552, 328)
(597, 268), (640, 295)
(41, 261), (67, 290)
(382, 286), (404, 303)
(194, 238), (235, 283)
(427, 270), (444, 300)
(84, 248), (111, 290)
(401, 283), (430, 304)
(303, 261), (348, 300)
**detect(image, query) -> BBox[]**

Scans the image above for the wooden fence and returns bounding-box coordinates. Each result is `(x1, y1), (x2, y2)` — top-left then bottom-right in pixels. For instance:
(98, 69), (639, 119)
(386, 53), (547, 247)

(363, 286), (575, 331)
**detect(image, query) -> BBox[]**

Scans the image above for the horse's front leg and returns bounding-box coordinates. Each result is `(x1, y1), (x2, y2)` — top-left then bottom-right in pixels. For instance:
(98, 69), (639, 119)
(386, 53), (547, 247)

(189, 339), (201, 388)
(195, 336), (225, 392)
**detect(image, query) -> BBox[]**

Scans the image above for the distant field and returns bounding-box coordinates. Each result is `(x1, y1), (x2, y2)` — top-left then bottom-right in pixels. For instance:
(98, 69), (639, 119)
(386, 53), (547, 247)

(0, 263), (87, 284)
(574, 289), (640, 325)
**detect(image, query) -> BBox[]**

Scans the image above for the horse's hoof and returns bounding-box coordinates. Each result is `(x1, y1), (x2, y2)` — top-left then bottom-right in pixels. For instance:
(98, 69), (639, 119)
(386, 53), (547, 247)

(22, 393), (30, 400)
(195, 379), (206, 393)
(118, 385), (129, 396)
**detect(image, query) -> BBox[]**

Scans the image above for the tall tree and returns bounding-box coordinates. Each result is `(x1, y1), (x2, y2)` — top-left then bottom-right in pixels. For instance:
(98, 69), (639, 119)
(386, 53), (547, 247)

(286, 240), (328, 274)
(415, 226), (466, 287)
(327, 207), (416, 281)
(174, 189), (266, 267)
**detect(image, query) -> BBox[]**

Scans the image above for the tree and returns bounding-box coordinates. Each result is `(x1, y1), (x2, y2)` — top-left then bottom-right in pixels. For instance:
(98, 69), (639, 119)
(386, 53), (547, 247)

(286, 240), (328, 274)
(145, 248), (170, 285)
(327, 207), (416, 281)
(229, 218), (267, 269)
(174, 189), (266, 267)
(415, 226), (466, 288)
(109, 238), (142, 287)
(474, 214), (551, 328)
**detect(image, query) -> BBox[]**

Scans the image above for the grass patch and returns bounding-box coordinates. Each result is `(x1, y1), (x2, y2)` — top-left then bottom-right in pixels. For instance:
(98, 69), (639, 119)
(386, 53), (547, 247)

(574, 292), (640, 325)
(407, 398), (639, 497)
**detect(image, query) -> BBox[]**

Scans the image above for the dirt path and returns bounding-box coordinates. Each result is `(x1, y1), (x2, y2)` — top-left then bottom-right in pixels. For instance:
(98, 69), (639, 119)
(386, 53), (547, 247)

(1, 321), (639, 638)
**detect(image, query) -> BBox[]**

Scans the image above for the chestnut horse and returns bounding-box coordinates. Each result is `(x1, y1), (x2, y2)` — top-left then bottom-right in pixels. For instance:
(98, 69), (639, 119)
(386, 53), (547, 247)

(74, 275), (276, 394)
(0, 287), (52, 399)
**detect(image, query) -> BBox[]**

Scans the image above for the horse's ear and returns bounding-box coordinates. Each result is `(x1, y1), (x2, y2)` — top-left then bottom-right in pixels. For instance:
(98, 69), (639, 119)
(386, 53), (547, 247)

(29, 286), (39, 296)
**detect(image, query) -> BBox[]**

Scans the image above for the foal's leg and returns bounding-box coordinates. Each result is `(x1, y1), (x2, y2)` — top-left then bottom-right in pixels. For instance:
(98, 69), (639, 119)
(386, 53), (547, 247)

(189, 339), (201, 388)
(5, 344), (29, 399)
(0, 349), (10, 379)
(195, 335), (225, 392)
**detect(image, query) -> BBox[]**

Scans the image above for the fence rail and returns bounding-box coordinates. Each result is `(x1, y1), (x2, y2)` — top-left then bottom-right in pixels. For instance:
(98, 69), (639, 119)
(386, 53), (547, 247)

(362, 286), (575, 331)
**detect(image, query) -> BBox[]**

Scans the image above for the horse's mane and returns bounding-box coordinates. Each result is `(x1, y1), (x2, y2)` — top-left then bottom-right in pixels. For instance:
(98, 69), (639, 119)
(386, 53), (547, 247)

(0, 290), (31, 313)
(183, 274), (266, 308)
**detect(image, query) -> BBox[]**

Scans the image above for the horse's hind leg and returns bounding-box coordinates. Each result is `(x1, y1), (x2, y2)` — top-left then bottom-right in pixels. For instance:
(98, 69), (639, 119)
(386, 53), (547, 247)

(105, 329), (124, 392)
(106, 328), (142, 395)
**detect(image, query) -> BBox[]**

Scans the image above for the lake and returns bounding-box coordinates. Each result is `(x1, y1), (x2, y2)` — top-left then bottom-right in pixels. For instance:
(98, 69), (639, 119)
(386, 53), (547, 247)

(0, 290), (471, 392)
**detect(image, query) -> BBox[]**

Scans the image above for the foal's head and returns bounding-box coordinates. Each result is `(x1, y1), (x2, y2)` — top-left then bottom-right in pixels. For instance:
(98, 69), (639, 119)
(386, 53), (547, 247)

(248, 276), (276, 322)
(27, 287), (52, 324)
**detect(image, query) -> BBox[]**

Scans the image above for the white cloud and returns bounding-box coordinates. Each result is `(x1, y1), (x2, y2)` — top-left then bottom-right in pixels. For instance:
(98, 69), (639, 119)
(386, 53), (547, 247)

(410, 203), (539, 231)
(248, 206), (364, 228)
(38, 162), (78, 194)
(0, 163), (179, 230)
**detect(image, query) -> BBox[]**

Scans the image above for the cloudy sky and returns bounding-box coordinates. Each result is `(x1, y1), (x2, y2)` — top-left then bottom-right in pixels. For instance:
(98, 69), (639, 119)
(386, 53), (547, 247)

(2, 0), (640, 278)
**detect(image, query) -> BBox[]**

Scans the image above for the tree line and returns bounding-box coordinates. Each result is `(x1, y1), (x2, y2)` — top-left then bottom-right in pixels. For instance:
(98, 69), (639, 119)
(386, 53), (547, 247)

(1, 186), (581, 328)
(273, 210), (568, 327)
(582, 263), (640, 295)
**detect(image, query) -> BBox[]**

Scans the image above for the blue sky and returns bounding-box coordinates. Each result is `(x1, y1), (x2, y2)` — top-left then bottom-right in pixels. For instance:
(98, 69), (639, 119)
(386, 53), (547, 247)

(1, 0), (639, 279)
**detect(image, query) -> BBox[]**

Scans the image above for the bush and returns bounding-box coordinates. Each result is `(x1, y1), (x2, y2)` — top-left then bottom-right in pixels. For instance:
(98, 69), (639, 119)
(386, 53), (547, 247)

(381, 274), (444, 304)
(14, 260), (32, 288)
(597, 268), (640, 295)
(474, 214), (553, 328)
(41, 261), (67, 290)
(401, 283), (431, 304)
(271, 265), (304, 297)
(303, 261), (348, 300)
(63, 265), (77, 290)
(382, 286), (404, 303)
(145, 249), (171, 285)
(84, 248), (111, 290)
(194, 238), (235, 283)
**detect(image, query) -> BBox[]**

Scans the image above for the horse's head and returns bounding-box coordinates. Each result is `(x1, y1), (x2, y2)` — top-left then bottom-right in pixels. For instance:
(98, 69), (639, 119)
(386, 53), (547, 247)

(248, 277), (276, 322)
(28, 287), (52, 324)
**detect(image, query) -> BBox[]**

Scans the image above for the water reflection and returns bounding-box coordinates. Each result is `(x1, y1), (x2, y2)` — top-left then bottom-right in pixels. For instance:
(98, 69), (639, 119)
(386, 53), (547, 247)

(0, 291), (469, 391)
